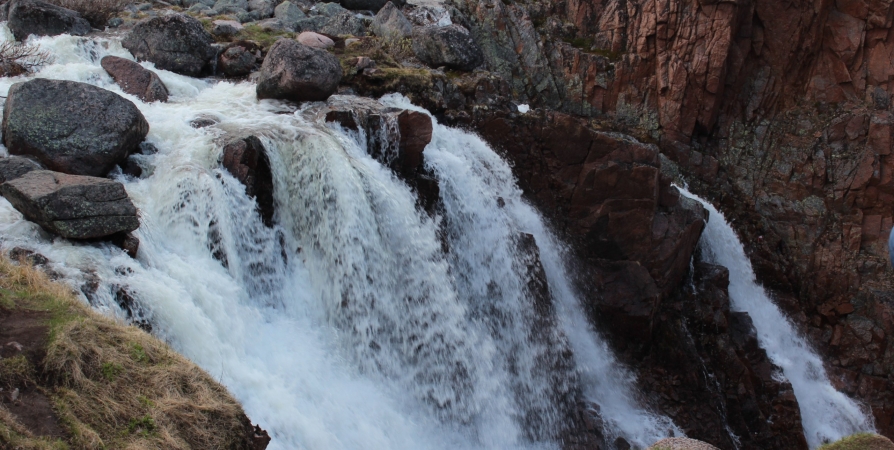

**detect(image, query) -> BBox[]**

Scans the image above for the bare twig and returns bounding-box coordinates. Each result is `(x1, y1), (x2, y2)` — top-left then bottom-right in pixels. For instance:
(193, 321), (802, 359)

(0, 42), (53, 77)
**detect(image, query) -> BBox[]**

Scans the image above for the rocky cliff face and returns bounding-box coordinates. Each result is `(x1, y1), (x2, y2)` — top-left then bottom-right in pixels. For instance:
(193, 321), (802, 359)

(448, 0), (894, 438)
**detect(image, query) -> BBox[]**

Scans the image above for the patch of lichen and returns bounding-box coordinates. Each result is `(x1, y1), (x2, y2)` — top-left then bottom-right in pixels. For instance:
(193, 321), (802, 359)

(237, 25), (295, 50)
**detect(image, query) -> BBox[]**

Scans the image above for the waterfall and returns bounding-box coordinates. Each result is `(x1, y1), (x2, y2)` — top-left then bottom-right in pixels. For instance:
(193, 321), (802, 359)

(0, 29), (679, 449)
(678, 186), (875, 448)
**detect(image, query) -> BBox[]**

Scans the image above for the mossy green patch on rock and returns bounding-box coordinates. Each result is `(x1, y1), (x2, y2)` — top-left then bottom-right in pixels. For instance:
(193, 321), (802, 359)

(819, 433), (894, 450)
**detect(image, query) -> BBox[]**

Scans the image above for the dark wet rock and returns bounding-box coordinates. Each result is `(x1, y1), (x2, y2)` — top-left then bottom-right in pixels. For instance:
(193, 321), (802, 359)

(122, 13), (215, 77)
(395, 110), (432, 174)
(3, 79), (149, 177)
(101, 56), (169, 103)
(114, 286), (152, 331)
(0, 170), (140, 239)
(256, 39), (342, 102)
(138, 142), (159, 155)
(219, 43), (258, 77)
(339, 0), (402, 11)
(411, 24), (483, 71)
(190, 115), (220, 128)
(7, 0), (90, 41)
(8, 247), (49, 266)
(222, 136), (275, 226)
(121, 155), (144, 178)
(0, 156), (42, 184)
(371, 1), (410, 39)
(110, 232), (140, 258)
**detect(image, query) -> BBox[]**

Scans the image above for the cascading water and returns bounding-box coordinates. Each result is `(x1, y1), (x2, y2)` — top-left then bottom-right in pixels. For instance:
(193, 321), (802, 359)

(0, 27), (678, 449)
(678, 186), (875, 448)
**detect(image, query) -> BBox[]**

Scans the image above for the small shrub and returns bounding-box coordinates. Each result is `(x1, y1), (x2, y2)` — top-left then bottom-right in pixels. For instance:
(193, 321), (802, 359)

(126, 415), (156, 436)
(0, 42), (53, 77)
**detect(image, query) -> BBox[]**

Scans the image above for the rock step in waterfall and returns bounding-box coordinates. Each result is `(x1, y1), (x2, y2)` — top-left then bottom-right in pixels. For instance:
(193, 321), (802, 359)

(0, 1), (885, 448)
(679, 186), (876, 448)
(0, 29), (676, 450)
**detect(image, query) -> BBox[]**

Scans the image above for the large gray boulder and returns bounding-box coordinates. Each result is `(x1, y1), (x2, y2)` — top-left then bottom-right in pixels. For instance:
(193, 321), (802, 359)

(371, 2), (410, 39)
(256, 40), (342, 102)
(274, 0), (305, 25)
(2, 79), (149, 177)
(319, 11), (364, 36)
(411, 24), (484, 71)
(7, 0), (90, 41)
(0, 156), (41, 184)
(248, 0), (275, 17)
(0, 170), (140, 239)
(122, 14), (215, 76)
(101, 56), (169, 103)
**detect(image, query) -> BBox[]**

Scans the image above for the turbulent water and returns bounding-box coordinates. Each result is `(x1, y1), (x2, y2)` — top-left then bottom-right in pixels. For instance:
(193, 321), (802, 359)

(679, 186), (876, 448)
(0, 28), (681, 449)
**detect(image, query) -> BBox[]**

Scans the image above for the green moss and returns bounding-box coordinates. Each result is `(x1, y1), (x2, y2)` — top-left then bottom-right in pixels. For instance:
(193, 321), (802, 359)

(126, 416), (156, 437)
(100, 362), (124, 382)
(237, 24), (295, 50)
(818, 433), (894, 450)
(130, 343), (147, 363)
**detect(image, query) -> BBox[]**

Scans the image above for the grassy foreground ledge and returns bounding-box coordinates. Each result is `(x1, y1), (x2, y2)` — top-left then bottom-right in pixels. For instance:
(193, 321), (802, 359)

(818, 433), (894, 450)
(0, 256), (268, 449)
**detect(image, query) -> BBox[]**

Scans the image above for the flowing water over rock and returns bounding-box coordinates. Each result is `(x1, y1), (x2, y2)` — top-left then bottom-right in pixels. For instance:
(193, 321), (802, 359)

(679, 186), (875, 448)
(0, 29), (678, 449)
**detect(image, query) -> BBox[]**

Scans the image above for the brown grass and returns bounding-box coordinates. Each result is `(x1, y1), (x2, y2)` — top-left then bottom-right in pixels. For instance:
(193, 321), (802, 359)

(45, 0), (127, 27)
(0, 257), (254, 450)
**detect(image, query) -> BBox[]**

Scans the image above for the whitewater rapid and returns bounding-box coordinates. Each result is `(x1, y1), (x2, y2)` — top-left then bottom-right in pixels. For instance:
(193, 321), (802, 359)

(0, 29), (678, 449)
(679, 186), (876, 448)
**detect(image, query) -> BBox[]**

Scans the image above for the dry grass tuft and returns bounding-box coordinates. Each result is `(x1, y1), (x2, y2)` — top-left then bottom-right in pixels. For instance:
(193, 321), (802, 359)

(45, 0), (127, 27)
(0, 257), (255, 450)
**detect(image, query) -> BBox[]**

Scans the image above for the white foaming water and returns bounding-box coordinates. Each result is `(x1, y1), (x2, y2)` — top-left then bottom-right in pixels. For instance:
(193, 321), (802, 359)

(0, 29), (677, 449)
(678, 186), (875, 448)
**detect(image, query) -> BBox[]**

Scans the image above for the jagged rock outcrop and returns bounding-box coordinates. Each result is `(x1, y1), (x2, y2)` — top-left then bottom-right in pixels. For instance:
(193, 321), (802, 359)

(448, 0), (894, 436)
(371, 2), (411, 39)
(412, 24), (484, 71)
(122, 14), (215, 76)
(221, 136), (275, 226)
(0, 170), (140, 239)
(7, 0), (90, 41)
(2, 79), (149, 178)
(256, 40), (342, 102)
(101, 56), (170, 103)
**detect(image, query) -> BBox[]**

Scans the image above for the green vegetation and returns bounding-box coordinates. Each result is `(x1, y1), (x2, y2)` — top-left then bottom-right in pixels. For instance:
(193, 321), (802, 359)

(237, 24), (295, 50)
(0, 257), (254, 449)
(818, 433), (894, 450)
